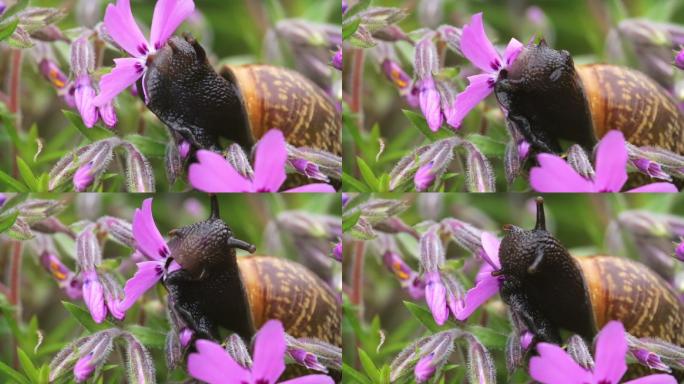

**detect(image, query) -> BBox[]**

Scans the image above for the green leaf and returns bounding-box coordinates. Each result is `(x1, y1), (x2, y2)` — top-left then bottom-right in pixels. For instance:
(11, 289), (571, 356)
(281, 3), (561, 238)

(126, 325), (167, 349)
(0, 168), (28, 192)
(0, 211), (19, 233)
(356, 157), (379, 190)
(357, 348), (380, 383)
(0, 361), (30, 384)
(0, 18), (19, 41)
(63, 110), (115, 142)
(16, 157), (38, 191)
(465, 134), (505, 157)
(403, 301), (441, 333)
(61, 302), (116, 333)
(402, 110), (453, 142)
(17, 349), (39, 384)
(342, 172), (370, 192)
(1, 0), (29, 21)
(342, 17), (361, 40)
(343, 209), (362, 232)
(343, 0), (371, 19)
(342, 363), (372, 384)
(124, 134), (167, 158)
(466, 325), (508, 350)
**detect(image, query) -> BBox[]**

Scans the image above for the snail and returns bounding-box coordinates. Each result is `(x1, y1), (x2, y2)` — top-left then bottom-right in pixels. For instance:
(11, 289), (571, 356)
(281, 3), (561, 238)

(140, 34), (341, 154)
(494, 41), (684, 155)
(163, 196), (341, 348)
(496, 197), (684, 351)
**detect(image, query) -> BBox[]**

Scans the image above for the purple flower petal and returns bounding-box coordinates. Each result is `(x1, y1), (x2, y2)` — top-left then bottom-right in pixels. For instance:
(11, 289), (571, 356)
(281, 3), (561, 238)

(279, 375), (335, 384)
(284, 183), (336, 193)
(118, 261), (164, 312)
(93, 58), (145, 107)
(424, 271), (448, 325)
(623, 374), (677, 384)
(188, 150), (254, 192)
(74, 354), (95, 382)
(82, 270), (107, 323)
(529, 343), (592, 384)
(593, 131), (628, 192)
(627, 182), (678, 193)
(149, 0), (195, 51)
(530, 154), (595, 192)
(99, 101), (118, 128)
(188, 339), (250, 383)
(454, 274), (500, 321)
(447, 74), (494, 129)
(460, 12), (502, 73)
(419, 77), (443, 132)
(503, 38), (524, 67)
(73, 162), (95, 192)
(592, 321), (627, 384)
(253, 130), (288, 192)
(251, 320), (286, 383)
(480, 232), (501, 269)
(75, 77), (99, 128)
(132, 198), (169, 261)
(103, 0), (149, 58)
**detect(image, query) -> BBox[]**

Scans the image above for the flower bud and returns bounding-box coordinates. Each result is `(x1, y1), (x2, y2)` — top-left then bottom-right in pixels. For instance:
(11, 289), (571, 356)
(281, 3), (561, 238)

(99, 101), (117, 128)
(675, 239), (684, 261)
(165, 331), (182, 370)
(357, 199), (410, 224)
(418, 77), (443, 132)
(100, 273), (124, 320)
(414, 162), (436, 191)
(16, 199), (65, 223)
(437, 25), (462, 56)
(390, 138), (457, 190)
(419, 225), (445, 271)
(436, 78), (459, 127)
(424, 271), (448, 325)
(226, 143), (254, 179)
(74, 354), (95, 382)
(82, 270), (107, 323)
(332, 241), (342, 261)
(520, 331), (534, 350)
(566, 144), (595, 180)
(381, 59), (411, 91)
(414, 353), (436, 382)
(165, 142), (183, 185)
(291, 159), (329, 182)
(39, 59), (67, 89)
(0, 193), (6, 207)
(631, 348), (671, 372)
(442, 273), (464, 318)
(675, 48), (684, 70)
(505, 332), (523, 374)
(73, 162), (95, 192)
(39, 251), (79, 295)
(17, 7), (65, 32)
(331, 47), (342, 70)
(123, 333), (156, 383)
(70, 36), (95, 76)
(567, 334), (594, 370)
(121, 143), (155, 192)
(504, 140), (521, 185)
(463, 141), (495, 192)
(0, 2), (6, 15)
(72, 329), (119, 382)
(466, 334), (496, 384)
(179, 328), (193, 348)
(349, 217), (377, 240)
(442, 218), (484, 256)
(50, 138), (117, 191)
(287, 144), (341, 181)
(76, 226), (101, 269)
(98, 216), (135, 248)
(225, 333), (252, 368)
(358, 7), (408, 34)
(289, 348), (327, 373)
(50, 337), (89, 381)
(631, 158), (672, 181)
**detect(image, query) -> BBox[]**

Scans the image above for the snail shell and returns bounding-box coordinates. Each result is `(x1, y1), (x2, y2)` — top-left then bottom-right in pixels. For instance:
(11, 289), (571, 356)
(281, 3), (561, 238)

(577, 255), (684, 346)
(577, 64), (684, 154)
(238, 255), (341, 346)
(220, 64), (342, 155)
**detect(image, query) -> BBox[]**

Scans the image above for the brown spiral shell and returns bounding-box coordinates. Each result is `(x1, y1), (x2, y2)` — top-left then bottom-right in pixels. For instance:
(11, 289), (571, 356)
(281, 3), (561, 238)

(577, 255), (684, 346)
(577, 64), (684, 154)
(220, 65), (342, 155)
(237, 255), (341, 346)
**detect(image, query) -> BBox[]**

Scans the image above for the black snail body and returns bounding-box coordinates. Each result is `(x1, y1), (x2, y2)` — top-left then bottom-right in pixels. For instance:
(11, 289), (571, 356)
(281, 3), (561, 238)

(162, 197), (341, 348)
(140, 34), (341, 154)
(494, 41), (684, 155)
(497, 198), (684, 351)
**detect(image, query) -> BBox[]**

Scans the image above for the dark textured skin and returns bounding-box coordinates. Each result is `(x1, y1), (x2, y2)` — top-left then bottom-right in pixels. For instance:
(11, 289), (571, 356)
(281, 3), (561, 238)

(495, 42), (596, 154)
(140, 35), (252, 150)
(498, 199), (595, 344)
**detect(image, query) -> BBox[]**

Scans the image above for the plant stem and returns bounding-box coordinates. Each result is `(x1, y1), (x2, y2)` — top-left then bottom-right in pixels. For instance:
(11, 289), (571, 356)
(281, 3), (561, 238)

(8, 241), (23, 319)
(350, 240), (366, 317)
(9, 49), (23, 177)
(350, 48), (365, 131)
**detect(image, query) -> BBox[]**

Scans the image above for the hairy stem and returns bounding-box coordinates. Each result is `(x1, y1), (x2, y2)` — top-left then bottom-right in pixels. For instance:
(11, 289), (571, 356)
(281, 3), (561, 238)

(9, 49), (23, 177)
(350, 240), (366, 316)
(350, 48), (365, 131)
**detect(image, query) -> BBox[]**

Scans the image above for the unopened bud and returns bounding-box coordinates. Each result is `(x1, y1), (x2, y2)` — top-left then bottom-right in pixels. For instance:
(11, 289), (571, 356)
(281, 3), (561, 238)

(76, 226), (101, 269)
(17, 7), (65, 32)
(381, 59), (411, 90)
(505, 332), (523, 375)
(463, 142), (495, 192)
(331, 47), (342, 70)
(676, 48), (684, 70)
(122, 333), (156, 383)
(39, 59), (67, 89)
(414, 34), (438, 79)
(73, 162), (95, 192)
(419, 225), (444, 271)
(466, 334), (496, 384)
(414, 162), (436, 191)
(121, 143), (155, 192)
(632, 158), (672, 181)
(50, 138), (117, 191)
(437, 25), (462, 55)
(165, 331), (182, 370)
(349, 217), (377, 240)
(390, 138), (457, 190)
(359, 7), (408, 34)
(442, 218), (484, 255)
(332, 241), (342, 261)
(504, 139), (521, 185)
(70, 36), (95, 76)
(16, 199), (65, 223)
(567, 334), (594, 370)
(631, 348), (671, 372)
(98, 216), (135, 248)
(225, 143), (254, 180)
(567, 145), (595, 180)
(414, 353), (436, 382)
(225, 334), (252, 369)
(100, 273), (124, 320)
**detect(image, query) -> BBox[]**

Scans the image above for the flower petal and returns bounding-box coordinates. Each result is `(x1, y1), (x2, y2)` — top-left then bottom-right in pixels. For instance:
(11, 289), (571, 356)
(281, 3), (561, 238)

(529, 343), (592, 384)
(480, 232), (501, 269)
(132, 198), (169, 261)
(280, 375), (336, 384)
(82, 270), (107, 323)
(447, 74), (494, 129)
(419, 77), (443, 132)
(460, 12), (503, 73)
(93, 58), (145, 107)
(253, 130), (288, 192)
(103, 0), (150, 58)
(188, 150), (255, 192)
(454, 274), (500, 321)
(530, 154), (596, 192)
(424, 272), (448, 325)
(118, 261), (164, 312)
(593, 321), (628, 384)
(627, 182), (678, 193)
(75, 77), (99, 128)
(623, 374), (677, 384)
(251, 320), (287, 383)
(594, 130), (628, 192)
(503, 38), (524, 67)
(284, 184), (336, 193)
(188, 339), (250, 384)
(149, 0), (195, 50)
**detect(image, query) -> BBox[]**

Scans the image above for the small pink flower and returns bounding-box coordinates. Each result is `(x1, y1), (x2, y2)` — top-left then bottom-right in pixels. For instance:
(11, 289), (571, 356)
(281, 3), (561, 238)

(530, 130), (678, 192)
(414, 353), (436, 383)
(529, 321), (676, 384)
(424, 271), (448, 325)
(188, 130), (335, 193)
(454, 232), (502, 321)
(73, 162), (95, 192)
(449, 12), (523, 129)
(414, 162), (436, 191)
(74, 353), (95, 383)
(82, 270), (106, 323)
(187, 320), (334, 384)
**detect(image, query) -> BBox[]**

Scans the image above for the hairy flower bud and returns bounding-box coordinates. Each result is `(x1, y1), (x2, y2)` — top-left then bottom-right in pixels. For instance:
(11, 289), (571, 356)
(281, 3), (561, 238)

(419, 225), (445, 271)
(567, 334), (595, 370)
(121, 143), (155, 192)
(505, 332), (524, 374)
(70, 36), (95, 76)
(98, 216), (134, 248)
(567, 145), (595, 180)
(437, 24), (462, 55)
(442, 218), (484, 256)
(226, 143), (254, 180)
(414, 34), (439, 79)
(123, 333), (156, 383)
(76, 226), (101, 269)
(466, 334), (496, 384)
(463, 141), (495, 192)
(390, 138), (457, 190)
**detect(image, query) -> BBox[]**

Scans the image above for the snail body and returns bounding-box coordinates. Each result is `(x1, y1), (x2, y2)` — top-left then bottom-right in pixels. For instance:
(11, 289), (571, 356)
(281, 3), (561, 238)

(497, 198), (684, 347)
(494, 41), (684, 155)
(141, 35), (341, 154)
(163, 197), (340, 346)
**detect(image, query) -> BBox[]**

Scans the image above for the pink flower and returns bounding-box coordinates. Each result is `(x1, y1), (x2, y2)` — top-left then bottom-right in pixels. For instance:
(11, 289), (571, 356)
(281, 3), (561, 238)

(675, 48), (684, 71)
(414, 162), (436, 191)
(93, 0), (195, 107)
(118, 198), (180, 312)
(187, 320), (334, 384)
(529, 321), (676, 384)
(188, 129), (335, 193)
(530, 130), (678, 192)
(414, 353), (436, 383)
(82, 270), (107, 323)
(449, 12), (523, 129)
(454, 232), (502, 321)
(73, 353), (95, 382)
(424, 271), (448, 325)
(73, 162), (95, 192)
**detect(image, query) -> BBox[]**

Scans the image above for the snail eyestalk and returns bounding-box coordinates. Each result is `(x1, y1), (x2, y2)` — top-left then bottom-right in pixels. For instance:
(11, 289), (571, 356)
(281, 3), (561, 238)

(209, 195), (220, 220)
(227, 237), (256, 253)
(534, 197), (546, 231)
